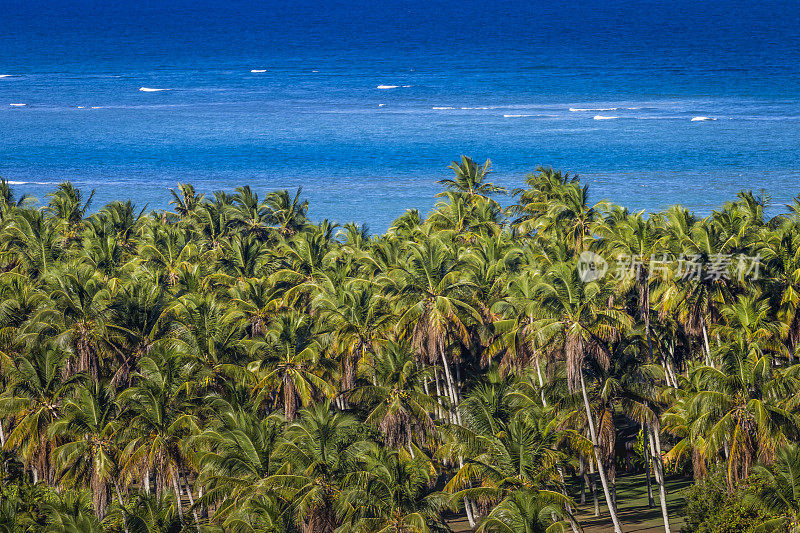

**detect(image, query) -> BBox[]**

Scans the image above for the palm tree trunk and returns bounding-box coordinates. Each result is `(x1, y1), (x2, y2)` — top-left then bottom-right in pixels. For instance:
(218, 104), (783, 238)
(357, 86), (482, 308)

(649, 421), (672, 533)
(183, 473), (200, 523)
(113, 480), (130, 533)
(459, 456), (476, 527)
(143, 468), (150, 494)
(433, 368), (444, 420)
(536, 357), (547, 406)
(579, 371), (623, 533)
(579, 456), (587, 504)
(284, 379), (297, 421)
(589, 458), (600, 517)
(702, 319), (712, 366)
(0, 419), (5, 447)
(172, 471), (184, 521)
(557, 465), (581, 533)
(643, 425), (654, 508)
(440, 349), (462, 425)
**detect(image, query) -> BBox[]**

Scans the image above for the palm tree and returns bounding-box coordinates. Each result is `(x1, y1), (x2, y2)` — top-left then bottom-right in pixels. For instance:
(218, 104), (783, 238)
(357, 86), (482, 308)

(475, 490), (572, 533)
(313, 284), (392, 406)
(51, 381), (124, 520)
(249, 312), (334, 421)
(196, 404), (286, 530)
(340, 444), (448, 532)
(438, 156), (506, 200)
(270, 403), (359, 533)
(264, 188), (309, 237)
(23, 268), (110, 380)
(0, 178), (32, 222)
(230, 185), (272, 240)
(0, 208), (65, 279)
(45, 182), (95, 244)
(664, 348), (797, 491)
(349, 340), (437, 453)
(0, 347), (74, 485)
(391, 236), (480, 423)
(118, 353), (199, 520)
(105, 279), (173, 388)
(443, 405), (578, 533)
(747, 443), (800, 532)
(169, 183), (205, 219)
(532, 261), (631, 533)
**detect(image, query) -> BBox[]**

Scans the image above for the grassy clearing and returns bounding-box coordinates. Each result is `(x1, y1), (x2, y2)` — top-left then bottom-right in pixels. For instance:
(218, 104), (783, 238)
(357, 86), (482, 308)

(449, 473), (691, 532)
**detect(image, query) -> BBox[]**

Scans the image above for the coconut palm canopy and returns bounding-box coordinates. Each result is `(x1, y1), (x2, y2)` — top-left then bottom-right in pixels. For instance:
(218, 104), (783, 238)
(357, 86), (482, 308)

(1, 160), (800, 532)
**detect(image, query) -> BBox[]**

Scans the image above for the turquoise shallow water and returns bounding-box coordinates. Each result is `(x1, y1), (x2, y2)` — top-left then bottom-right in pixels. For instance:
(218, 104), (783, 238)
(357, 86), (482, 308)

(1, 0), (799, 230)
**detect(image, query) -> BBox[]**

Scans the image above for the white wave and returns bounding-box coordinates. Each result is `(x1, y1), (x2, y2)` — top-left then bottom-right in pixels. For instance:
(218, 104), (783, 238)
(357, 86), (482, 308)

(376, 85), (399, 89)
(0, 75), (13, 78)
(312, 70), (319, 73)
(461, 106), (490, 110)
(504, 114), (534, 118)
(378, 103), (386, 107)
(91, 106), (101, 109)
(77, 106), (86, 109)
(691, 116), (716, 122)
(593, 115), (618, 120)
(401, 85), (412, 87)
(139, 87), (170, 92)
(570, 107), (618, 112)
(250, 69), (267, 73)
(9, 103), (26, 107)
(432, 106), (454, 110)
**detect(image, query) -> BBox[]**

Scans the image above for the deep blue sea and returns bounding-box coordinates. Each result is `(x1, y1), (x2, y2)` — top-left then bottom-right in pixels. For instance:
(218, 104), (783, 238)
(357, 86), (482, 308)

(2, 0), (799, 230)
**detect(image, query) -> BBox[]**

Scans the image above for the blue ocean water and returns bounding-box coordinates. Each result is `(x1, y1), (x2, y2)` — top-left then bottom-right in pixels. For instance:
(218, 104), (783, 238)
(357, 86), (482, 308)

(1, 0), (799, 230)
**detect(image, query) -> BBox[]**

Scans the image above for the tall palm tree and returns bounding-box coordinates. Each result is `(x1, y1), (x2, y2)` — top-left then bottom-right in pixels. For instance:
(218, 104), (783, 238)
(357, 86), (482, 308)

(196, 404), (286, 530)
(118, 353), (200, 519)
(270, 403), (359, 533)
(24, 268), (110, 380)
(0, 348), (74, 485)
(391, 236), (480, 423)
(169, 183), (205, 219)
(747, 443), (800, 532)
(340, 444), (448, 532)
(438, 156), (506, 200)
(249, 312), (334, 421)
(264, 188), (309, 237)
(313, 284), (392, 405)
(51, 381), (124, 520)
(45, 182), (95, 244)
(0, 178), (32, 222)
(532, 262), (631, 533)
(664, 347), (797, 491)
(349, 341), (437, 453)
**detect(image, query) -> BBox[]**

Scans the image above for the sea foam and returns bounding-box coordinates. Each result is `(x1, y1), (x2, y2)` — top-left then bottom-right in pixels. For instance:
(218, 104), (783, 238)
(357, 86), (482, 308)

(376, 85), (399, 89)
(593, 115), (618, 120)
(139, 87), (169, 92)
(432, 106), (454, 110)
(250, 69), (267, 73)
(9, 103), (26, 107)
(691, 116), (716, 121)
(570, 107), (618, 112)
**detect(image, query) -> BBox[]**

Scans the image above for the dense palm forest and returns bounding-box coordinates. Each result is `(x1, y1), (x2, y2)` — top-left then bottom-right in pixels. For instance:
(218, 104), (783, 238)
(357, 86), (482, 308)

(1, 157), (800, 533)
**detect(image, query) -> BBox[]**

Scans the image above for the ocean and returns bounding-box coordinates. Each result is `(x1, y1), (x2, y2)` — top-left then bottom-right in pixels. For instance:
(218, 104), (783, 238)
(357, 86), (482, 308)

(2, 0), (799, 230)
